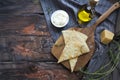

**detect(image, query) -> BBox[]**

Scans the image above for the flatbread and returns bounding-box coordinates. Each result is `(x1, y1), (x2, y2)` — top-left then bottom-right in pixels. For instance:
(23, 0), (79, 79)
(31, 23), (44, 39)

(69, 57), (78, 72)
(62, 30), (89, 72)
(58, 30), (89, 63)
(58, 29), (90, 72)
(62, 30), (88, 43)
(62, 30), (90, 53)
(58, 41), (82, 63)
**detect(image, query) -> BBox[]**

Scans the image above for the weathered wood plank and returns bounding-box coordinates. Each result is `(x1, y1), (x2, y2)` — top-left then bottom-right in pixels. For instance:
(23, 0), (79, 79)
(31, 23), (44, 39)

(0, 0), (42, 15)
(0, 62), (81, 80)
(0, 14), (55, 62)
(0, 1), (82, 80)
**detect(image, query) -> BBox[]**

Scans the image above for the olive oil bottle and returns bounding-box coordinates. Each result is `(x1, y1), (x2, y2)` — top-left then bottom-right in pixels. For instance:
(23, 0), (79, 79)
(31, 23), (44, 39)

(78, 0), (99, 24)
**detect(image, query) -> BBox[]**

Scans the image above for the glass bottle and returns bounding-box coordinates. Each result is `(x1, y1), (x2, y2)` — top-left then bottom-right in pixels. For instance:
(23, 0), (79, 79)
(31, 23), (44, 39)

(77, 0), (99, 24)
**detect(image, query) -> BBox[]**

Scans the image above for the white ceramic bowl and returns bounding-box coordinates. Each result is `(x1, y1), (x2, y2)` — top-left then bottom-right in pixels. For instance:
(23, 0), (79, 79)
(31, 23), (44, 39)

(51, 10), (69, 28)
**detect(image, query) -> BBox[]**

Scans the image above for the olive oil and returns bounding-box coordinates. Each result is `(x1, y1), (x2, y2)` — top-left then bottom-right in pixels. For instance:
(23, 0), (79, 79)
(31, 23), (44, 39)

(78, 0), (99, 24)
(78, 5), (92, 23)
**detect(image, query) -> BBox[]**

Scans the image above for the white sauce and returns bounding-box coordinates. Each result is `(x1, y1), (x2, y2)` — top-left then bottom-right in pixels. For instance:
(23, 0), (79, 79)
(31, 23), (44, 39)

(51, 10), (69, 28)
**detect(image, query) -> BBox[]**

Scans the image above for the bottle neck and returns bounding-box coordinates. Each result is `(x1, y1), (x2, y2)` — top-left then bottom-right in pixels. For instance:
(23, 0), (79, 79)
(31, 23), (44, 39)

(89, 0), (99, 8)
(83, 4), (91, 13)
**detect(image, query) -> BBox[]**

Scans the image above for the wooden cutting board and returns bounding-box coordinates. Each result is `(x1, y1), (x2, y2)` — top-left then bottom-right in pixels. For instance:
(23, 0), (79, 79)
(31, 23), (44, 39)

(51, 27), (95, 71)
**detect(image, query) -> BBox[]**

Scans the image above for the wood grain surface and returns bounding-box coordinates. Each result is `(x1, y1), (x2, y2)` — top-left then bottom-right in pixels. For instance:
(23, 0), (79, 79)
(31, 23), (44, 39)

(0, 0), (118, 80)
(0, 0), (81, 80)
(0, 0), (42, 15)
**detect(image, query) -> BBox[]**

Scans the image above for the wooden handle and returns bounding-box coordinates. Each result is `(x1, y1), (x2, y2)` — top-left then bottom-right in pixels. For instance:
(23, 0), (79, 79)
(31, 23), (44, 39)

(93, 2), (120, 28)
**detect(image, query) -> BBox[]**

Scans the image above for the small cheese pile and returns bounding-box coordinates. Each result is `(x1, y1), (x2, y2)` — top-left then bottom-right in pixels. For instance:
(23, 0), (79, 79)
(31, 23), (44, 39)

(58, 30), (90, 72)
(100, 30), (114, 44)
(51, 10), (69, 28)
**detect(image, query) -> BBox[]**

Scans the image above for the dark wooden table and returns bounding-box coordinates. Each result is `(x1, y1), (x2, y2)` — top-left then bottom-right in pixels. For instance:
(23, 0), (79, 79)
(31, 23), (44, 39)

(0, 0), (81, 80)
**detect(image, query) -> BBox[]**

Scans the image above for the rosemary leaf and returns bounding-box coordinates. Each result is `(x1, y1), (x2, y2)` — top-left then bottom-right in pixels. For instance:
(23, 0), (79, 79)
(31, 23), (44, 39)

(80, 40), (120, 80)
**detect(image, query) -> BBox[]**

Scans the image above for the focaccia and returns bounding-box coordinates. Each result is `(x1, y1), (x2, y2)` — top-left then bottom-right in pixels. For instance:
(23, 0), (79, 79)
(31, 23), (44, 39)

(58, 30), (90, 72)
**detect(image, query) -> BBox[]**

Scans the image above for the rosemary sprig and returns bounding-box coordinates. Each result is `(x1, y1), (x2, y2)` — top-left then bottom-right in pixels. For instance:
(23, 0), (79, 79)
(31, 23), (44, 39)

(80, 40), (120, 80)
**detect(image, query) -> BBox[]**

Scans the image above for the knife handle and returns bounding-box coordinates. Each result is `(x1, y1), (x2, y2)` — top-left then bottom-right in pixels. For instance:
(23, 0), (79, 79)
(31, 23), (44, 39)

(94, 2), (120, 27)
